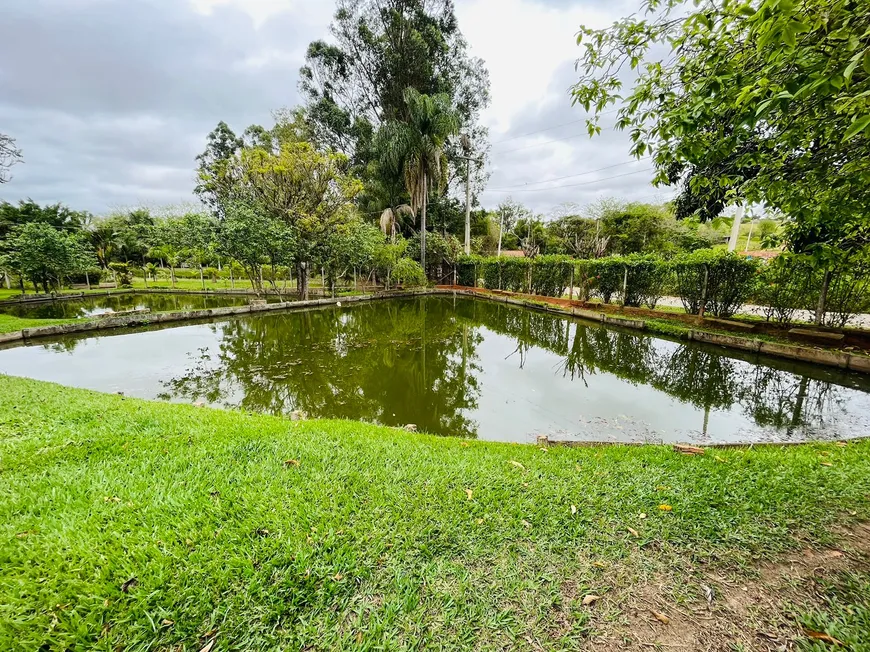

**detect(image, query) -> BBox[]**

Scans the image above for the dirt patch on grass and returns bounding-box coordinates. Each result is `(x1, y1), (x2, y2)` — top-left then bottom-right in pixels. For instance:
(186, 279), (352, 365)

(576, 523), (870, 650)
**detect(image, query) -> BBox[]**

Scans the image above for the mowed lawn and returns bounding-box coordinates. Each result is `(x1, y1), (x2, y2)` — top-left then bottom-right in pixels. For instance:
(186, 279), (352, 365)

(1, 375), (869, 650)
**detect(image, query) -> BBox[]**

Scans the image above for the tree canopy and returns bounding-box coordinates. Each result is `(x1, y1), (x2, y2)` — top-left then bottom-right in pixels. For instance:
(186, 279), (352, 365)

(572, 0), (870, 261)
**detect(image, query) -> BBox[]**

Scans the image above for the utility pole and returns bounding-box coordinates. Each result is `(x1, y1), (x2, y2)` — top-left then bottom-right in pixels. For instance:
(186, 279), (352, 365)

(497, 207), (505, 257)
(464, 158), (471, 255)
(458, 134), (480, 257)
(728, 204), (744, 252)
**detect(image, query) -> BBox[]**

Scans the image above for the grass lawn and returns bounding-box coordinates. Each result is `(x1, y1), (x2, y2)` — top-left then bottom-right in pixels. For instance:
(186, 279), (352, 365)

(0, 314), (80, 334)
(1, 375), (869, 650)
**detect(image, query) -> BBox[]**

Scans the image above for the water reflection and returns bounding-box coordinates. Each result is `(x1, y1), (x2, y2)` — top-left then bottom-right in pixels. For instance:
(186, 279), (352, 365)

(1, 296), (868, 443)
(0, 293), (279, 319)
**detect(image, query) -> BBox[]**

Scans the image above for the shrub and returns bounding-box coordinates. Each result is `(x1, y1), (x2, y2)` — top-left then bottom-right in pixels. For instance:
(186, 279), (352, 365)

(755, 256), (815, 324)
(392, 258), (426, 287)
(673, 250), (758, 318)
(584, 258), (624, 303)
(108, 262), (133, 288)
(623, 255), (672, 309)
(530, 256), (572, 297)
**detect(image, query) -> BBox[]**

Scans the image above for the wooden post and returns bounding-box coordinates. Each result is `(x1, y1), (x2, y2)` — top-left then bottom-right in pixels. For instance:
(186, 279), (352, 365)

(698, 266), (709, 319)
(569, 263), (574, 300)
(622, 266), (629, 304)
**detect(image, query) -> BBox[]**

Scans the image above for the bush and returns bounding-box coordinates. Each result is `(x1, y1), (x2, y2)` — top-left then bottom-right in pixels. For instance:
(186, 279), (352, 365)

(455, 257), (478, 287)
(392, 258), (426, 287)
(623, 255), (672, 309)
(530, 256), (572, 297)
(583, 258), (624, 303)
(673, 250), (758, 318)
(755, 256), (815, 324)
(108, 262), (133, 288)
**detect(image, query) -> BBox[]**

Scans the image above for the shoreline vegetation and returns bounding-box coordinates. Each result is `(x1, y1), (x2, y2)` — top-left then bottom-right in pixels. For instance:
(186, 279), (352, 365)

(1, 375), (868, 649)
(2, 287), (870, 374)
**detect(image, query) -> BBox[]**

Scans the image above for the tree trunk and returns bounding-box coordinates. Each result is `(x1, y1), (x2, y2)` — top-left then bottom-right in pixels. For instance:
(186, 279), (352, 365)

(297, 262), (309, 300)
(199, 265), (205, 291)
(170, 265), (176, 288)
(421, 176), (428, 277)
(815, 269), (832, 326)
(230, 265), (235, 289)
(85, 271), (91, 291)
(3, 271), (9, 289)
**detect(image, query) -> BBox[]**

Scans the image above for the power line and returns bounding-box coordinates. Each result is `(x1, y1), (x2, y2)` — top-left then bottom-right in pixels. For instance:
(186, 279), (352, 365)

(489, 108), (621, 147)
(487, 158), (650, 191)
(483, 168), (655, 193)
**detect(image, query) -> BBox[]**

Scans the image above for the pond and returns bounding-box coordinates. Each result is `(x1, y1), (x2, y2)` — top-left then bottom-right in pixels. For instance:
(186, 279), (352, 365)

(0, 292), (285, 319)
(1, 296), (869, 444)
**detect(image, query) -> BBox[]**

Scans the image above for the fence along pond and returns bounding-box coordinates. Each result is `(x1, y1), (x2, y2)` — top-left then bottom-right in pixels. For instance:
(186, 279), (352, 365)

(0, 296), (868, 443)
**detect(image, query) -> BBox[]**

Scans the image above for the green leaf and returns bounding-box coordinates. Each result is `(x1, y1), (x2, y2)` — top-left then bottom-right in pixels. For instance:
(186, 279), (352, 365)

(843, 115), (870, 141)
(864, 50), (870, 76)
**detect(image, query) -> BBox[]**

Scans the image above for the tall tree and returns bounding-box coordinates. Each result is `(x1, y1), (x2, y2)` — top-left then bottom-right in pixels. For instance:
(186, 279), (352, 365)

(379, 89), (459, 271)
(571, 0), (870, 263)
(299, 0), (490, 209)
(0, 133), (22, 184)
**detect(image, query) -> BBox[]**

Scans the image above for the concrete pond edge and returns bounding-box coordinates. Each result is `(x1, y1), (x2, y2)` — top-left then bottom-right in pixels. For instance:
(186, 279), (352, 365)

(2, 287), (869, 375)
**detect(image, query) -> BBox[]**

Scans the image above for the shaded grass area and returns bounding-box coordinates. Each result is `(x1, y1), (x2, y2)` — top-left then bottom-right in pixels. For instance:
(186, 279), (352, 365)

(1, 375), (869, 650)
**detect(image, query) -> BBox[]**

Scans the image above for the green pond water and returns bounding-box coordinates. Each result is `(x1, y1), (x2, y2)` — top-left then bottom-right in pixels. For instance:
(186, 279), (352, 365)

(0, 292), (285, 319)
(1, 295), (869, 444)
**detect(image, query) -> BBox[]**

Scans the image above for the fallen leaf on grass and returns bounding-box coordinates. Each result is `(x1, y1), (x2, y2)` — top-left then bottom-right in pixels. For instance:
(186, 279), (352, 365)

(460, 442), (469, 447)
(161, 619), (174, 627)
(651, 610), (670, 625)
(508, 460), (526, 471)
(659, 504), (673, 511)
(820, 462), (834, 467)
(627, 527), (640, 538)
(802, 628), (845, 646)
(283, 459), (300, 467)
(465, 488), (473, 500)
(571, 505), (577, 515)
(582, 594), (600, 606)
(593, 561), (607, 568)
(200, 640), (216, 652)
(639, 513), (647, 519)
(120, 577), (138, 593)
(673, 444), (705, 455)
(521, 519), (532, 529)
(333, 573), (343, 581)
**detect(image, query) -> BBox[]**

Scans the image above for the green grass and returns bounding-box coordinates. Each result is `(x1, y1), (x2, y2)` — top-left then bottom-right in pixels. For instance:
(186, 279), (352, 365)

(0, 314), (79, 334)
(1, 375), (869, 649)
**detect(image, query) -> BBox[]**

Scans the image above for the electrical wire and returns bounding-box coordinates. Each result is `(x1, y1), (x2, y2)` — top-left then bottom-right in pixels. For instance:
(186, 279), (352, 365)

(487, 158), (650, 191)
(483, 168), (655, 193)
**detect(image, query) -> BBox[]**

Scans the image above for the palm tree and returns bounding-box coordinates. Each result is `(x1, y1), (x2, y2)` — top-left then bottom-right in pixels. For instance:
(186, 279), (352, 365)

(381, 89), (459, 273)
(379, 204), (415, 243)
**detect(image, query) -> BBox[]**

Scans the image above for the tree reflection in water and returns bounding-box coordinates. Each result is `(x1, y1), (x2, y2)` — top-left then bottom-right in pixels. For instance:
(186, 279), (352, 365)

(156, 296), (868, 441)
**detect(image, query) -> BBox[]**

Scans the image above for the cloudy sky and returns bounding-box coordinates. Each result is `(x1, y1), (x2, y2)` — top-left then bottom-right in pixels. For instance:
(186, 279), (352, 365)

(0, 0), (673, 217)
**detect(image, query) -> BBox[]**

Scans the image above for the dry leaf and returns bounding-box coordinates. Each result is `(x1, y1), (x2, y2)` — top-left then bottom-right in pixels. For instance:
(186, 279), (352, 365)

(509, 460), (526, 471)
(199, 640), (216, 652)
(651, 610), (670, 625)
(333, 573), (343, 581)
(521, 519), (532, 529)
(673, 444), (705, 455)
(836, 442), (848, 448)
(820, 462), (834, 467)
(593, 561), (607, 568)
(283, 459), (300, 467)
(120, 577), (138, 593)
(460, 442), (469, 447)
(639, 513), (647, 519)
(161, 619), (174, 627)
(571, 505), (577, 515)
(659, 504), (673, 512)
(582, 594), (600, 606)
(627, 527), (639, 538)
(802, 628), (845, 646)
(465, 488), (473, 500)
(476, 518), (484, 525)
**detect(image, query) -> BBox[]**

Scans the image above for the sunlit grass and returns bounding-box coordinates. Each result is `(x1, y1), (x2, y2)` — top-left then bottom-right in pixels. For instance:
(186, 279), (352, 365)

(1, 375), (868, 649)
